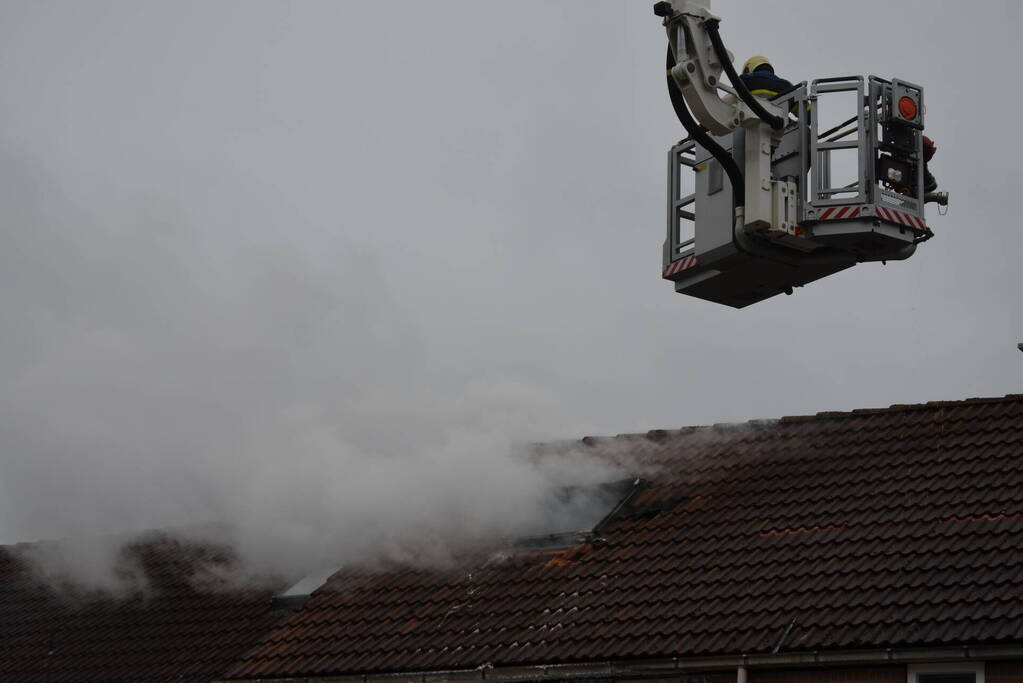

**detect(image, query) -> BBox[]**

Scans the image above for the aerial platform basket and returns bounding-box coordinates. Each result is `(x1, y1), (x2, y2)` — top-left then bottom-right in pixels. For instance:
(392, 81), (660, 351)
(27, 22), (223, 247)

(662, 75), (937, 308)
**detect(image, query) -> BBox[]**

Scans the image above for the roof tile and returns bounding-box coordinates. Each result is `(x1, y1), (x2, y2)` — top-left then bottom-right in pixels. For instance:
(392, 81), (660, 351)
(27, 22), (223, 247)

(221, 394), (1023, 679)
(0, 532), (283, 683)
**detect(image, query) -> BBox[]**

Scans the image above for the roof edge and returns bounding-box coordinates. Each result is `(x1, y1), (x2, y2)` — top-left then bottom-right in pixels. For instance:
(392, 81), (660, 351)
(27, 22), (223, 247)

(218, 643), (1023, 683)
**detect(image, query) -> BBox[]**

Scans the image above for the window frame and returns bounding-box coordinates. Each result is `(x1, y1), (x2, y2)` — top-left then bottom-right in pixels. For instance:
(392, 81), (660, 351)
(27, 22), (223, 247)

(907, 661), (984, 683)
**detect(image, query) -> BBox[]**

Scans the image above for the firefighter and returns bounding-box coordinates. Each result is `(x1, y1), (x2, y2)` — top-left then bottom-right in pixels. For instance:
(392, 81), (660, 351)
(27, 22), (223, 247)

(739, 55), (794, 99)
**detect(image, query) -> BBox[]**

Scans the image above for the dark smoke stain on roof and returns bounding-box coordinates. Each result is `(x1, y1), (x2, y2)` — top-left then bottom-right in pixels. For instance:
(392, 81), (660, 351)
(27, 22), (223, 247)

(0, 531), (284, 683)
(225, 394), (1023, 680)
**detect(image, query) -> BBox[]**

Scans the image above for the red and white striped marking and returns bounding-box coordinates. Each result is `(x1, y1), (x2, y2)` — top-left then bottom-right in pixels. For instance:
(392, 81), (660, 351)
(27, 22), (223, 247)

(817, 205), (862, 221)
(876, 206), (928, 232)
(663, 253), (698, 278)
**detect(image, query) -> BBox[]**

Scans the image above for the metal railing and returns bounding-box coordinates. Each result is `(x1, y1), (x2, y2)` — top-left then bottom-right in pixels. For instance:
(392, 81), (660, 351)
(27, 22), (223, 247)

(665, 139), (698, 262)
(808, 76), (869, 210)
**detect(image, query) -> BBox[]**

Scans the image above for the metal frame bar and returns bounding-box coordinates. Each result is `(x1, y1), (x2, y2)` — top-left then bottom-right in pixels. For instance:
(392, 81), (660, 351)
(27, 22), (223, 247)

(665, 140), (698, 266)
(808, 76), (868, 210)
(866, 77), (883, 193)
(767, 82), (811, 224)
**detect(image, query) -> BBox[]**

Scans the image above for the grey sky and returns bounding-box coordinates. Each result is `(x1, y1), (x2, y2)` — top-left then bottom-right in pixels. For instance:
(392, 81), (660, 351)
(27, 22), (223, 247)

(0, 1), (1019, 558)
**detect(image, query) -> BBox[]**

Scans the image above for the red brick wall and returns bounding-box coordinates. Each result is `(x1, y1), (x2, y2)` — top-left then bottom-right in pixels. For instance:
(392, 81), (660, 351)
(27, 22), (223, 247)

(750, 665), (905, 683)
(988, 661), (1023, 683)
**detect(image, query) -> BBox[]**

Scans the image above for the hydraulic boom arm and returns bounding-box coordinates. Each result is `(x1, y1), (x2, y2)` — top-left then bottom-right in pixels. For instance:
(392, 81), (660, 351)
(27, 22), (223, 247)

(654, 0), (785, 136)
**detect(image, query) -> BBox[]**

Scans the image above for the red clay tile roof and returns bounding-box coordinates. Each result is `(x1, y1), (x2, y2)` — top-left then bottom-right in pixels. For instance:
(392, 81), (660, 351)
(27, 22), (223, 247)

(226, 394), (1023, 680)
(0, 532), (282, 683)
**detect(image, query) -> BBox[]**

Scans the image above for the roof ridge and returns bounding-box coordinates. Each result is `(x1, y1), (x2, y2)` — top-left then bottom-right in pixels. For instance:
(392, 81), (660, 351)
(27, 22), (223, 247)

(781, 393), (1023, 423)
(578, 393), (1023, 443)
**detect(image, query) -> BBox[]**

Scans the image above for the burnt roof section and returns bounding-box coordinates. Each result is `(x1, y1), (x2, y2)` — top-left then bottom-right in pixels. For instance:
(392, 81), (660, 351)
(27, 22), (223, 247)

(226, 394), (1023, 680)
(0, 531), (283, 683)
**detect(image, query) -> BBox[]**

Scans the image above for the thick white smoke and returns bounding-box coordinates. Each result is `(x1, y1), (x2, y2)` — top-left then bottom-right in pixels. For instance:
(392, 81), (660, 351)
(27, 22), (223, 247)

(0, 144), (633, 593)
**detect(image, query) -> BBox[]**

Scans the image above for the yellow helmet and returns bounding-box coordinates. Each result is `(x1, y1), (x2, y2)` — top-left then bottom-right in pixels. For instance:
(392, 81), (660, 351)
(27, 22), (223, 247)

(742, 55), (772, 74)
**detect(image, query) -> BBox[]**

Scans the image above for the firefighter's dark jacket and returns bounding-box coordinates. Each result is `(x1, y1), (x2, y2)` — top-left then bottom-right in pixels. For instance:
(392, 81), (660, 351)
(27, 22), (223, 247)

(739, 67), (794, 99)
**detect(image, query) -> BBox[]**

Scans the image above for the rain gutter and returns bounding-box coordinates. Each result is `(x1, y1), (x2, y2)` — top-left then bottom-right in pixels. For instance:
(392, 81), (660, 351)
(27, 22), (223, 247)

(217, 643), (1023, 683)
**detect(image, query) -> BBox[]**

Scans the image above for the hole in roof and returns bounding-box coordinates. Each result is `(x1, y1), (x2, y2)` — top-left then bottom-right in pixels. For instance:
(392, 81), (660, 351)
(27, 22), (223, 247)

(280, 567), (335, 597)
(510, 477), (639, 550)
(269, 480), (655, 596)
(271, 566), (336, 612)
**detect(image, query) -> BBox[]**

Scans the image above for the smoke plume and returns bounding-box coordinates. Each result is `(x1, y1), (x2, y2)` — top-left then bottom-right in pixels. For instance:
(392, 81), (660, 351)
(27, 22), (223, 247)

(0, 144), (628, 593)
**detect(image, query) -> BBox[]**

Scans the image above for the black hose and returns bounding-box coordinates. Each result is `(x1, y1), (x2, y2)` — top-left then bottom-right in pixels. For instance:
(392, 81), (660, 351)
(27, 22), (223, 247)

(666, 47), (745, 208)
(703, 18), (786, 131)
